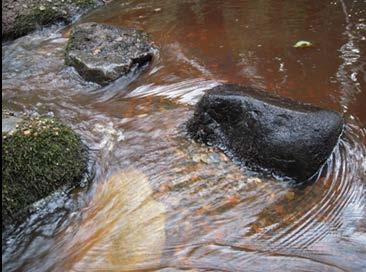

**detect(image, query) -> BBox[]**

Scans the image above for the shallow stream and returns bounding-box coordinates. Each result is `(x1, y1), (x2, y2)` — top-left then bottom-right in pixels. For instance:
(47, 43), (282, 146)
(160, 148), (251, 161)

(2, 0), (366, 271)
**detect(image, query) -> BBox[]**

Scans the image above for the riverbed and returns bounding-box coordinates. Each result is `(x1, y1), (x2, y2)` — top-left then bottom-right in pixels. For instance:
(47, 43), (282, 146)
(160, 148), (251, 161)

(2, 0), (366, 271)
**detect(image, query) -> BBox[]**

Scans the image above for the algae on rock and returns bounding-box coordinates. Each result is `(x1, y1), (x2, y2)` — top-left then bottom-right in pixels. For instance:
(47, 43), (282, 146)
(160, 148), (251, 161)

(2, 0), (103, 40)
(2, 116), (88, 226)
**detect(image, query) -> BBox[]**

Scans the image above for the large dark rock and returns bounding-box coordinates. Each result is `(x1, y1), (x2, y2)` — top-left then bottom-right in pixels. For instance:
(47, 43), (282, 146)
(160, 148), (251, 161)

(65, 22), (156, 85)
(187, 84), (344, 182)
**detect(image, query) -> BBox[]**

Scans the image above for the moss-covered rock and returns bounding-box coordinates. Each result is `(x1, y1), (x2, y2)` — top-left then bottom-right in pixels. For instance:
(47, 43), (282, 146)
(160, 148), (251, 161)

(2, 0), (103, 40)
(2, 116), (88, 226)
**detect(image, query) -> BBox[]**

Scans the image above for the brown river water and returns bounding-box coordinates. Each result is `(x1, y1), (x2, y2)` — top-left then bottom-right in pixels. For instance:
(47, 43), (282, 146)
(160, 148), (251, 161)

(2, 0), (366, 271)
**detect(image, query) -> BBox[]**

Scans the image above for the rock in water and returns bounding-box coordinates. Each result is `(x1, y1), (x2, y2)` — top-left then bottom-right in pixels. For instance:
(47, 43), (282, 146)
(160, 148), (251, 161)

(65, 22), (156, 85)
(2, 116), (88, 227)
(63, 170), (166, 271)
(2, 0), (104, 40)
(186, 84), (343, 181)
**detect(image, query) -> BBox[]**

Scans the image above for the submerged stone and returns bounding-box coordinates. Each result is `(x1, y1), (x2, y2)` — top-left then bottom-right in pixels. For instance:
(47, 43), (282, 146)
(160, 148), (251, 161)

(2, 116), (88, 227)
(65, 22), (156, 85)
(186, 84), (343, 182)
(66, 170), (166, 271)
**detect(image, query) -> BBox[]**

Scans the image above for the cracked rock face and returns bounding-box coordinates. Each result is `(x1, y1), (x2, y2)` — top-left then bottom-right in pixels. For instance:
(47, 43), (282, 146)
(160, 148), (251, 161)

(65, 22), (156, 86)
(186, 84), (344, 182)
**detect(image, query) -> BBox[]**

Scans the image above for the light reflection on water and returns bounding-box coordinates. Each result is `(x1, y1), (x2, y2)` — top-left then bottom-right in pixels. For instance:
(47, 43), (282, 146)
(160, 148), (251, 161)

(2, 0), (366, 271)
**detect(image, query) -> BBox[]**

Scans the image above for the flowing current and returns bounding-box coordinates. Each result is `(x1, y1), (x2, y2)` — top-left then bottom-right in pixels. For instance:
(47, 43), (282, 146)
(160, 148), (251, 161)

(2, 1), (366, 271)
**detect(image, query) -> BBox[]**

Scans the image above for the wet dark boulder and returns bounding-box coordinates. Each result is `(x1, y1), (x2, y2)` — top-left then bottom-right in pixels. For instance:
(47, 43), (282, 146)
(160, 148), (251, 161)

(186, 84), (344, 182)
(65, 22), (156, 85)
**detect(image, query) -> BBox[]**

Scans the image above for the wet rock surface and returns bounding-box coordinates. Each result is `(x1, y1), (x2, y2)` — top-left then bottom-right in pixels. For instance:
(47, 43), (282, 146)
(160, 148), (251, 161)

(187, 84), (344, 182)
(68, 170), (166, 271)
(65, 22), (156, 86)
(2, 0), (103, 40)
(2, 115), (88, 228)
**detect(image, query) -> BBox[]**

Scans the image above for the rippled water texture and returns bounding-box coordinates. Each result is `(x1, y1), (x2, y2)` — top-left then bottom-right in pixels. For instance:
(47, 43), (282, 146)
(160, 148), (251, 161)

(2, 0), (366, 271)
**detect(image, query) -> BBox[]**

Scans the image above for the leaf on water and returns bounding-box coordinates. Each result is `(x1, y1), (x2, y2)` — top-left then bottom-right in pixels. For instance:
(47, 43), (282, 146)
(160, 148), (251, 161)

(293, 40), (313, 48)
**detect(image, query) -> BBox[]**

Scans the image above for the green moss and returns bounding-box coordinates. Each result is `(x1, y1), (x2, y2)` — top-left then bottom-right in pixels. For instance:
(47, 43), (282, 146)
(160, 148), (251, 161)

(12, 5), (65, 38)
(7, 0), (101, 40)
(2, 117), (88, 226)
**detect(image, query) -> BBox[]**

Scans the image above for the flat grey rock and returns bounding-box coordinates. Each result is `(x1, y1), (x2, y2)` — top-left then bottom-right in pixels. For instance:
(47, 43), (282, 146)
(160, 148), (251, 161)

(65, 22), (156, 85)
(186, 84), (344, 182)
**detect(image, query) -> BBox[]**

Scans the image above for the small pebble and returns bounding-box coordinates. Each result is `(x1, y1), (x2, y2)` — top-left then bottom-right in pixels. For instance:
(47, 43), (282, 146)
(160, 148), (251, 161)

(219, 153), (229, 162)
(158, 183), (171, 193)
(237, 180), (246, 190)
(285, 191), (295, 201)
(251, 223), (263, 233)
(207, 153), (220, 164)
(200, 153), (209, 163)
(192, 154), (201, 163)
(93, 48), (101, 55)
(226, 193), (241, 205)
(192, 153), (208, 163)
(247, 177), (262, 184)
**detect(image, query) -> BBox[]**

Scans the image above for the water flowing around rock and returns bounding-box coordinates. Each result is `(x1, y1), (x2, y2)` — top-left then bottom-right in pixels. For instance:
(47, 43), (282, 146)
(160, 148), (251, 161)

(2, 1), (366, 271)
(65, 22), (156, 86)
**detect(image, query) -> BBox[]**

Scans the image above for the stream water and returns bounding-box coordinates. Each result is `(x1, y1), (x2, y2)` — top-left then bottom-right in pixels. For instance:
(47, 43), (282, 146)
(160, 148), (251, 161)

(2, 0), (366, 271)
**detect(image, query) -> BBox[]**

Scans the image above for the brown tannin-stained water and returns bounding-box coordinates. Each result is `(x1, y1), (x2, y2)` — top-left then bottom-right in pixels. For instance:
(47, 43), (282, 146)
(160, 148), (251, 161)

(2, 0), (366, 271)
